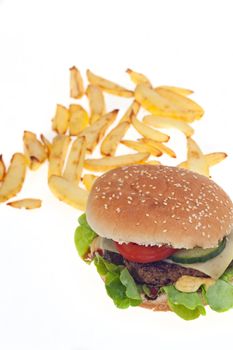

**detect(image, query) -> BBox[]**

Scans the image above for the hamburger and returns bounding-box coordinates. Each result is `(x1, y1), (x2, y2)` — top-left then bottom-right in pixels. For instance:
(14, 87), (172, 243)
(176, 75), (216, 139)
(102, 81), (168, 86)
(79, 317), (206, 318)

(74, 164), (233, 320)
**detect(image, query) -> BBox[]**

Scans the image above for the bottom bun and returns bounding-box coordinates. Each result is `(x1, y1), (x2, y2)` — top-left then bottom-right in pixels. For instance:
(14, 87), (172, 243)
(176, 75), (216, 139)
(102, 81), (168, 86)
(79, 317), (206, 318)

(140, 294), (170, 312)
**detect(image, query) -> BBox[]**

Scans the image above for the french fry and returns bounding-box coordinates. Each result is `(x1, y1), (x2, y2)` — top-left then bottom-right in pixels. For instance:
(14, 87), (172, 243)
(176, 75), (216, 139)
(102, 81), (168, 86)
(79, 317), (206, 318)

(48, 135), (70, 177)
(143, 115), (194, 137)
(86, 84), (105, 124)
(175, 275), (215, 293)
(0, 155), (6, 181)
(63, 136), (86, 183)
(187, 137), (209, 176)
(119, 100), (140, 123)
(70, 66), (85, 99)
(132, 115), (169, 143)
(157, 86), (193, 96)
(7, 198), (42, 210)
(135, 83), (203, 122)
(140, 138), (176, 158)
(23, 131), (47, 170)
(79, 110), (118, 153)
(155, 87), (204, 121)
(82, 174), (98, 191)
(0, 153), (27, 203)
(40, 134), (52, 156)
(145, 160), (161, 165)
(69, 104), (89, 136)
(87, 69), (134, 98)
(121, 140), (162, 157)
(101, 121), (130, 156)
(126, 68), (151, 86)
(84, 152), (150, 172)
(52, 104), (70, 135)
(48, 175), (88, 211)
(178, 152), (228, 169)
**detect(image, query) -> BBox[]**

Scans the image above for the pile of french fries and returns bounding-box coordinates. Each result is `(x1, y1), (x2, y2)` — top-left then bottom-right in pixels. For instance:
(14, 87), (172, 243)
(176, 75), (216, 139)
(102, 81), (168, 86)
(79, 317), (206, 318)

(0, 67), (227, 211)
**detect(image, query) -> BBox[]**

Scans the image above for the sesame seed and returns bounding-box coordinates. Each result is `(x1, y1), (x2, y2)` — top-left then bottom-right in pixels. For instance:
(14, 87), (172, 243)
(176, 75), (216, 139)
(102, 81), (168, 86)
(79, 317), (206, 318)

(116, 208), (121, 213)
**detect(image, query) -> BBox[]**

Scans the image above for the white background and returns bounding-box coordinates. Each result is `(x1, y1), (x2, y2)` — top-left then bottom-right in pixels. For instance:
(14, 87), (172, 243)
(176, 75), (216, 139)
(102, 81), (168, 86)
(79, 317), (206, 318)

(0, 0), (233, 349)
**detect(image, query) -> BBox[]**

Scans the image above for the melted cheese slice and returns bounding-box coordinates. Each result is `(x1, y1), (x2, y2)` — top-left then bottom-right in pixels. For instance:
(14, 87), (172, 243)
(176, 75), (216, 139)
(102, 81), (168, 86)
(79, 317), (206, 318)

(169, 231), (233, 279)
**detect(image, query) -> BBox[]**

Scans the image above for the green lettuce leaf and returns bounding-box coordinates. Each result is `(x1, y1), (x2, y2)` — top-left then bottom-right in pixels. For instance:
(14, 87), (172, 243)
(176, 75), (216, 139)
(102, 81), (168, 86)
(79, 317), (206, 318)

(94, 254), (142, 309)
(74, 214), (97, 259)
(162, 285), (206, 320)
(205, 279), (233, 312)
(220, 265), (233, 283)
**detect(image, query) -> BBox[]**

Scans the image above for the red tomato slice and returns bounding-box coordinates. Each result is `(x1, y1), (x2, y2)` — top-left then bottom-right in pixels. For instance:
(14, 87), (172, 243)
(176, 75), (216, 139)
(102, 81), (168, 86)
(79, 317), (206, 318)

(115, 242), (177, 263)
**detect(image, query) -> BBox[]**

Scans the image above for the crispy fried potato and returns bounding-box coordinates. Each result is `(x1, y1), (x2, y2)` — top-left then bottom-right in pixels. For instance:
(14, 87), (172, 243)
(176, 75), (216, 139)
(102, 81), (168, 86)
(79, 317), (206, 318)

(140, 138), (176, 158)
(132, 115), (169, 143)
(175, 275), (215, 293)
(63, 136), (86, 183)
(48, 175), (88, 211)
(121, 140), (162, 157)
(82, 174), (98, 191)
(86, 84), (106, 124)
(79, 110), (118, 153)
(52, 104), (70, 134)
(7, 198), (42, 210)
(69, 104), (89, 136)
(126, 68), (151, 86)
(135, 83), (203, 122)
(40, 134), (52, 156)
(23, 131), (47, 170)
(145, 160), (161, 165)
(157, 86), (193, 96)
(84, 152), (150, 172)
(101, 121), (130, 156)
(178, 152), (228, 169)
(0, 153), (27, 203)
(0, 155), (6, 181)
(70, 66), (85, 99)
(187, 137), (209, 176)
(120, 100), (140, 123)
(87, 69), (133, 98)
(143, 115), (194, 137)
(48, 135), (70, 177)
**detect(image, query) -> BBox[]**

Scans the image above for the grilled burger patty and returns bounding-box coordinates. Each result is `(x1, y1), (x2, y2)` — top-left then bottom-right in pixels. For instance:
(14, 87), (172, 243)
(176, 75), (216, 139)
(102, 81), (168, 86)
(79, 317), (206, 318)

(103, 250), (208, 287)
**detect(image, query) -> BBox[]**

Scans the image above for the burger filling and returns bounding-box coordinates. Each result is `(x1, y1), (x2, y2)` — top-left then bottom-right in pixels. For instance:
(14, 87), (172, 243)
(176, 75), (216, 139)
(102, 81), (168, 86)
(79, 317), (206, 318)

(75, 214), (233, 320)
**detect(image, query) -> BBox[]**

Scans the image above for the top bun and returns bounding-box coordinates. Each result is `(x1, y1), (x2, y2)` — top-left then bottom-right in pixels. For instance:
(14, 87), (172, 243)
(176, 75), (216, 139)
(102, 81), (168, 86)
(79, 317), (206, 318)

(86, 165), (233, 249)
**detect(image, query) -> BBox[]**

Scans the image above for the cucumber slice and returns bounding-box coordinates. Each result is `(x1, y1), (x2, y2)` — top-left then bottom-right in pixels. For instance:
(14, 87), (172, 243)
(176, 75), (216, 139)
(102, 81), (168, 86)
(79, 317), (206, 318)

(170, 238), (226, 264)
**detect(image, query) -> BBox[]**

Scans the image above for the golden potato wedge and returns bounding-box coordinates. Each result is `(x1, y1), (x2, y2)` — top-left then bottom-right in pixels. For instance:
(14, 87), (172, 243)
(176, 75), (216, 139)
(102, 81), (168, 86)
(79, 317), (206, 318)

(140, 138), (176, 158)
(52, 104), (70, 135)
(0, 153), (27, 203)
(82, 174), (98, 191)
(143, 115), (194, 137)
(86, 84), (106, 124)
(101, 121), (130, 156)
(157, 85), (193, 96)
(0, 155), (6, 181)
(135, 83), (203, 122)
(63, 136), (86, 183)
(187, 137), (209, 176)
(40, 134), (52, 156)
(119, 100), (140, 123)
(84, 152), (150, 172)
(79, 110), (118, 153)
(132, 115), (169, 143)
(175, 275), (215, 293)
(70, 66), (85, 99)
(178, 152), (227, 169)
(86, 69), (133, 98)
(7, 198), (42, 210)
(145, 160), (161, 165)
(23, 131), (47, 170)
(126, 68), (151, 86)
(121, 140), (162, 157)
(69, 104), (89, 136)
(48, 135), (70, 177)
(48, 175), (88, 211)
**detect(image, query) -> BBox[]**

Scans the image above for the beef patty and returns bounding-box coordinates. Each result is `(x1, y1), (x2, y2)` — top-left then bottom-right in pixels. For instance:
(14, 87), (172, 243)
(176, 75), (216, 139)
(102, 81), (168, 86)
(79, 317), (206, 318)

(103, 250), (208, 287)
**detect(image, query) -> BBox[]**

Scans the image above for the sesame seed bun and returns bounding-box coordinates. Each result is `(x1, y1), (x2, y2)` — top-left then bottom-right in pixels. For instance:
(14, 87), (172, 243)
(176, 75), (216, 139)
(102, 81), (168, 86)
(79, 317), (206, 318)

(86, 165), (233, 249)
